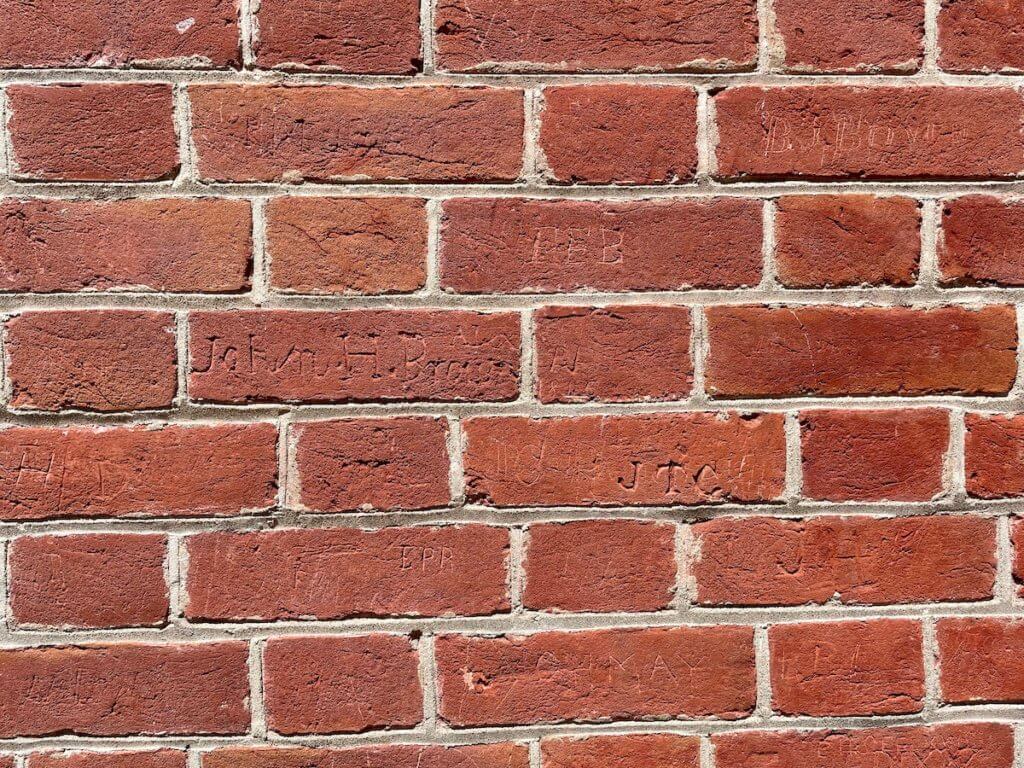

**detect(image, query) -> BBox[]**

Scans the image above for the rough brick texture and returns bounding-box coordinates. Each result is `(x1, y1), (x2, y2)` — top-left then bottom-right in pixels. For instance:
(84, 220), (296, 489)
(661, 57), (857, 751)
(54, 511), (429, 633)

(4, 1), (1024, 762)
(799, 409), (949, 501)
(694, 515), (996, 605)
(463, 413), (786, 506)
(0, 199), (252, 293)
(523, 520), (676, 612)
(262, 635), (422, 734)
(774, 195), (921, 287)
(10, 534), (169, 628)
(267, 197), (427, 295)
(441, 198), (762, 292)
(770, 619), (925, 716)
(436, 627), (755, 725)
(185, 525), (509, 620)
(539, 86), (697, 184)
(714, 724), (1014, 768)
(8, 85), (178, 181)
(534, 305), (692, 402)
(7, 310), (177, 412)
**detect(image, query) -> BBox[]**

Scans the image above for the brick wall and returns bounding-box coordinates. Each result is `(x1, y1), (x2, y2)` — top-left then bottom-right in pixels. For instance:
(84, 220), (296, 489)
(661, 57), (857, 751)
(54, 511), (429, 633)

(0, 0), (1023, 766)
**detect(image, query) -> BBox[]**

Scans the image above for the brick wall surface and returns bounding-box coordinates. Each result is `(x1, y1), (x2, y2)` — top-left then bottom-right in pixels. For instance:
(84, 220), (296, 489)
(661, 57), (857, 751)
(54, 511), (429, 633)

(0, 0), (1023, 765)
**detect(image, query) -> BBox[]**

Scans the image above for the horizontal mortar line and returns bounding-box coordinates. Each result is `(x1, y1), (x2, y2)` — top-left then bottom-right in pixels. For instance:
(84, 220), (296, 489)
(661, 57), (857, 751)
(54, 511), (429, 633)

(6, 180), (1024, 199)
(1, 603), (1021, 644)
(6, 287), (1024, 311)
(2, 707), (1024, 753)
(0, 500), (1020, 537)
(4, 395), (1024, 426)
(1, 69), (1024, 86)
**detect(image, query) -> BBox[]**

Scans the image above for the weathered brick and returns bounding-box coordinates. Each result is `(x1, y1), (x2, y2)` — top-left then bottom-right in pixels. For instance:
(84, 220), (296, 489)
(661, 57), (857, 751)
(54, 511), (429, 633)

(706, 305), (1017, 397)
(202, 744), (529, 768)
(0, 424), (278, 520)
(523, 520), (676, 612)
(966, 414), (1024, 498)
(28, 751), (186, 768)
(535, 306), (692, 403)
(539, 86), (697, 184)
(189, 310), (520, 404)
(440, 198), (762, 293)
(0, 642), (249, 737)
(693, 515), (996, 605)
(434, 0), (757, 72)
(267, 197), (427, 295)
(255, 0), (421, 73)
(263, 635), (422, 734)
(10, 534), (169, 628)
(939, 0), (1024, 72)
(770, 620), (924, 716)
(714, 87), (1024, 179)
(714, 724), (1014, 768)
(772, 0), (924, 72)
(190, 85), (524, 182)
(0, 198), (251, 294)
(463, 413), (786, 506)
(436, 627), (755, 726)
(774, 195), (921, 288)
(938, 618), (1024, 703)
(7, 310), (177, 412)
(186, 525), (509, 620)
(8, 84), (178, 181)
(0, 0), (239, 67)
(800, 409), (949, 501)
(292, 418), (450, 512)
(542, 735), (699, 768)
(940, 196), (1024, 286)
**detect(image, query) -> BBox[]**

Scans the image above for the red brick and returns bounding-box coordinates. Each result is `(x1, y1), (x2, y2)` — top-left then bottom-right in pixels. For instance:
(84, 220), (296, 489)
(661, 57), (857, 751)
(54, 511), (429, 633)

(190, 85), (523, 183)
(523, 520), (676, 612)
(440, 198), (762, 293)
(774, 195), (921, 288)
(693, 515), (996, 606)
(0, 424), (277, 521)
(940, 196), (1024, 286)
(542, 735), (699, 768)
(535, 306), (692, 403)
(255, 0), (420, 73)
(966, 414), (1024, 498)
(202, 744), (529, 768)
(773, 0), (924, 72)
(292, 418), (450, 512)
(10, 534), (168, 629)
(0, 642), (249, 737)
(714, 86), (1024, 179)
(770, 619), (924, 716)
(7, 310), (177, 412)
(186, 525), (509, 620)
(267, 197), (426, 295)
(0, 198), (251, 294)
(938, 618), (1024, 703)
(8, 85), (178, 182)
(263, 635), (422, 735)
(706, 305), (1017, 397)
(714, 723), (1014, 768)
(434, 0), (757, 72)
(939, 0), (1024, 72)
(436, 626), (755, 726)
(0, 0), (239, 67)
(189, 310), (519, 404)
(463, 413), (786, 507)
(28, 751), (186, 768)
(539, 86), (697, 184)
(800, 409), (949, 501)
